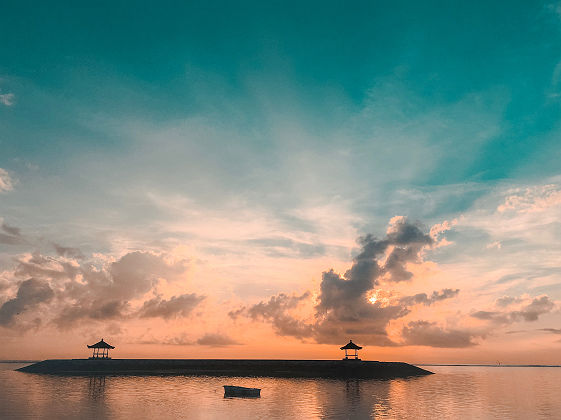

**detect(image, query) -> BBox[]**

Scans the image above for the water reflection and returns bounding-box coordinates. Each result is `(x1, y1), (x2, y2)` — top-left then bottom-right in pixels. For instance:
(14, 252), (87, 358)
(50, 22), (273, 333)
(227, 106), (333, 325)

(88, 376), (106, 400)
(1, 365), (561, 419)
(344, 379), (383, 419)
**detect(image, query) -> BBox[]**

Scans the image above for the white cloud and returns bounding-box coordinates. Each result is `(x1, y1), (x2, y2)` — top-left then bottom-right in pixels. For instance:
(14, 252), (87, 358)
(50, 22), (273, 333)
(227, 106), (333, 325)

(0, 168), (14, 193)
(0, 92), (14, 106)
(486, 241), (502, 250)
(497, 184), (561, 214)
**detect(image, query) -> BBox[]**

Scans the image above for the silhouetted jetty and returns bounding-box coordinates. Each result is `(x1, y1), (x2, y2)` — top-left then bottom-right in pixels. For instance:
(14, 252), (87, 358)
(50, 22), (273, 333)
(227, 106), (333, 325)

(17, 359), (431, 378)
(17, 338), (433, 378)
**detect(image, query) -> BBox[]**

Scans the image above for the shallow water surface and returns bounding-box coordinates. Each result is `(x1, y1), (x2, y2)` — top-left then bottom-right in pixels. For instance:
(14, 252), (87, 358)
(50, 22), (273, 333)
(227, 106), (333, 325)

(1, 363), (560, 419)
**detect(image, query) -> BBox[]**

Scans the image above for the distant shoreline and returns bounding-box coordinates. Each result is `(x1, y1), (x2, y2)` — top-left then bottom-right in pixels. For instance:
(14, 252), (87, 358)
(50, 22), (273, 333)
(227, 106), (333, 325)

(417, 364), (561, 368)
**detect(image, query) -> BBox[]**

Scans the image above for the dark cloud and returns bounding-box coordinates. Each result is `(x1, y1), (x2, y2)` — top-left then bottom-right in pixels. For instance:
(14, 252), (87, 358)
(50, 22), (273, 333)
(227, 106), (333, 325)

(136, 333), (240, 346)
(399, 288), (460, 307)
(232, 218), (458, 347)
(516, 296), (555, 321)
(196, 333), (240, 347)
(138, 293), (205, 319)
(472, 310), (504, 321)
(0, 278), (54, 327)
(53, 243), (85, 259)
(107, 251), (188, 301)
(136, 334), (193, 346)
(538, 328), (561, 335)
(53, 300), (130, 329)
(312, 218), (434, 344)
(2, 248), (199, 330)
(401, 321), (479, 348)
(52, 252), (192, 327)
(495, 296), (523, 307)
(1, 223), (20, 236)
(472, 296), (555, 325)
(0, 279), (9, 292)
(0, 222), (24, 245)
(316, 218), (432, 317)
(384, 248), (416, 281)
(230, 292), (313, 339)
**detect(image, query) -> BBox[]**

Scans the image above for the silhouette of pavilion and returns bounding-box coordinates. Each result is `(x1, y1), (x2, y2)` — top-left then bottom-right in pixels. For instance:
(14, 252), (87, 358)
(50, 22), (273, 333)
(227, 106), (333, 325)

(340, 340), (362, 360)
(87, 338), (114, 359)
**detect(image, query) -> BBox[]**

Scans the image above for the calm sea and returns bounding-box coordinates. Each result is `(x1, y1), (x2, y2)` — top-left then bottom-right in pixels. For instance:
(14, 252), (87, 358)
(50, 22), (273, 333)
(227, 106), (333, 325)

(1, 362), (560, 419)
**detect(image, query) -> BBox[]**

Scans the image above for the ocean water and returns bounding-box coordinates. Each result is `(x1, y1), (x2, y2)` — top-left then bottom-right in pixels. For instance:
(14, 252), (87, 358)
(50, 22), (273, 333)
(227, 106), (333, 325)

(1, 363), (560, 419)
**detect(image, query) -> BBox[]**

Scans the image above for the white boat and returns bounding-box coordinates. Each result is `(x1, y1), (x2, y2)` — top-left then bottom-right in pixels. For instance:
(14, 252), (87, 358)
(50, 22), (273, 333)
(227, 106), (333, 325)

(223, 385), (261, 398)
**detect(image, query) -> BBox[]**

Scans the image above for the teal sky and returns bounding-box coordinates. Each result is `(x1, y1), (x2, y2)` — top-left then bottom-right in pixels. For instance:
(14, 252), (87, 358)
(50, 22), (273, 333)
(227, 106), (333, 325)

(1, 2), (561, 361)
(2, 1), (560, 178)
(1, 2), (560, 225)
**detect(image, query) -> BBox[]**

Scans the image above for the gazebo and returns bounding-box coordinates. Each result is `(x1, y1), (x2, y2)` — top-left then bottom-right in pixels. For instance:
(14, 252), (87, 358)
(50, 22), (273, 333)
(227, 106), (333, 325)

(340, 339), (362, 360)
(87, 338), (115, 359)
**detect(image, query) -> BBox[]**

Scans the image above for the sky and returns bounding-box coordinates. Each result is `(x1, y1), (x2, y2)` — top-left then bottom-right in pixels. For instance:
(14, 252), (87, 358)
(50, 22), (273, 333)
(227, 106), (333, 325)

(1, 1), (561, 363)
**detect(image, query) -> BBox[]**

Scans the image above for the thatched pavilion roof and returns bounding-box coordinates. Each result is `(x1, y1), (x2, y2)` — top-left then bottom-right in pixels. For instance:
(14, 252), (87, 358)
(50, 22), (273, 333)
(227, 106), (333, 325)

(340, 340), (362, 350)
(87, 338), (115, 349)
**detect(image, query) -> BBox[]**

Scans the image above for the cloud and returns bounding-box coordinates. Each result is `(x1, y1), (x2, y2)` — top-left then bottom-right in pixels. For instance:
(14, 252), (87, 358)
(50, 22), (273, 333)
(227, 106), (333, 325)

(505, 330), (527, 334)
(232, 217), (463, 347)
(51, 251), (192, 327)
(429, 219), (458, 244)
(196, 333), (240, 346)
(107, 251), (188, 301)
(312, 217), (434, 343)
(246, 237), (327, 259)
(1, 248), (198, 330)
(0, 168), (14, 192)
(472, 295), (556, 324)
(136, 333), (194, 346)
(0, 278), (54, 327)
(486, 241), (502, 249)
(138, 293), (205, 319)
(135, 332), (240, 346)
(538, 328), (561, 334)
(0, 221), (24, 245)
(316, 217), (432, 314)
(0, 279), (10, 292)
(495, 296), (523, 307)
(401, 321), (480, 348)
(471, 311), (509, 323)
(53, 243), (85, 259)
(14, 252), (81, 281)
(53, 300), (130, 329)
(230, 292), (313, 339)
(0, 92), (14, 106)
(497, 184), (561, 214)
(1, 223), (20, 236)
(399, 288), (460, 307)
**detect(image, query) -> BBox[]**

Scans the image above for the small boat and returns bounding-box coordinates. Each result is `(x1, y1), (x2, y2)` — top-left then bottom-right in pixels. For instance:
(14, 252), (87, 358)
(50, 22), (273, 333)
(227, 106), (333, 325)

(223, 385), (261, 398)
